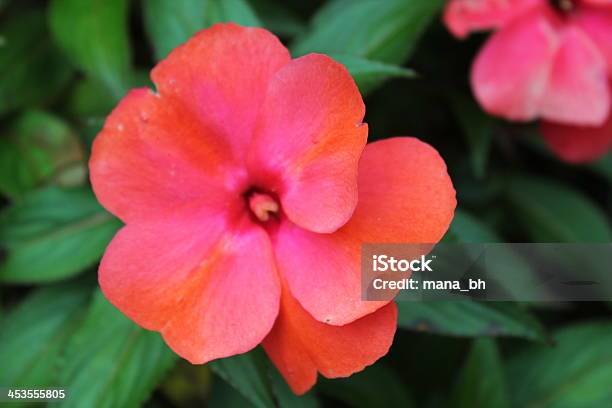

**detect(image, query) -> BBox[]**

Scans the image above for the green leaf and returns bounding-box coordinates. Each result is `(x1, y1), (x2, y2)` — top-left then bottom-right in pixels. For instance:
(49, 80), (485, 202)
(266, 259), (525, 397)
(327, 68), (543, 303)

(506, 175), (612, 242)
(0, 186), (121, 283)
(206, 0), (261, 26)
(330, 54), (415, 95)
(250, 0), (306, 38)
(508, 322), (612, 408)
(318, 364), (413, 408)
(452, 339), (510, 408)
(0, 281), (92, 388)
(589, 153), (612, 184)
(293, 0), (444, 64)
(0, 0), (11, 13)
(0, 111), (86, 199)
(142, 0), (206, 61)
(66, 78), (117, 118)
(209, 351), (318, 407)
(209, 348), (275, 408)
(48, 0), (132, 99)
(397, 301), (547, 342)
(79, 116), (107, 152)
(210, 377), (257, 408)
(444, 209), (501, 243)
(160, 364), (213, 407)
(143, 0), (261, 61)
(0, 8), (72, 114)
(65, 70), (150, 151)
(443, 210), (550, 300)
(59, 290), (178, 408)
(450, 93), (495, 179)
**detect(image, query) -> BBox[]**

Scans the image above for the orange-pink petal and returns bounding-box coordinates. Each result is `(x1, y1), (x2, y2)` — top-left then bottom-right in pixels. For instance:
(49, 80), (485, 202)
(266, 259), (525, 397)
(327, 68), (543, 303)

(343, 138), (457, 243)
(273, 138), (456, 326)
(272, 220), (388, 326)
(99, 212), (280, 364)
(90, 88), (237, 223)
(262, 284), (397, 395)
(249, 54), (367, 233)
(151, 23), (291, 159)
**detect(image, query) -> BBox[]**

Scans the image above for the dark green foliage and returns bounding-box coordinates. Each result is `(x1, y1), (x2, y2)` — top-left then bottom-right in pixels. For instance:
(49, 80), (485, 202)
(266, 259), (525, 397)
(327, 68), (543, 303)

(0, 186), (121, 283)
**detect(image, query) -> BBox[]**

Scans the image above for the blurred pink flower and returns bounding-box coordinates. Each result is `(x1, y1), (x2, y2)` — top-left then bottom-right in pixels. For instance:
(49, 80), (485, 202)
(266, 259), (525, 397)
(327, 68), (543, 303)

(445, 0), (612, 126)
(541, 86), (612, 162)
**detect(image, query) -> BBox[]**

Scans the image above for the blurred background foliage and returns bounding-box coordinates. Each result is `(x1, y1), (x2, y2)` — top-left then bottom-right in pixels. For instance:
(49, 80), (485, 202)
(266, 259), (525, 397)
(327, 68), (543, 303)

(1, 0), (612, 407)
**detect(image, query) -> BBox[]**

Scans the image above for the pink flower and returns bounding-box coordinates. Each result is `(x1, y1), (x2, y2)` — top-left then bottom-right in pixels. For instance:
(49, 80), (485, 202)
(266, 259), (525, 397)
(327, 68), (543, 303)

(444, 0), (612, 127)
(89, 24), (456, 394)
(541, 89), (612, 162)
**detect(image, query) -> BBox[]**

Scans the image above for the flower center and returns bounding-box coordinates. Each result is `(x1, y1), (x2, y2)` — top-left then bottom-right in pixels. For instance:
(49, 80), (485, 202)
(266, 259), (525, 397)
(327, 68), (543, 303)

(549, 0), (576, 14)
(246, 189), (280, 222)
